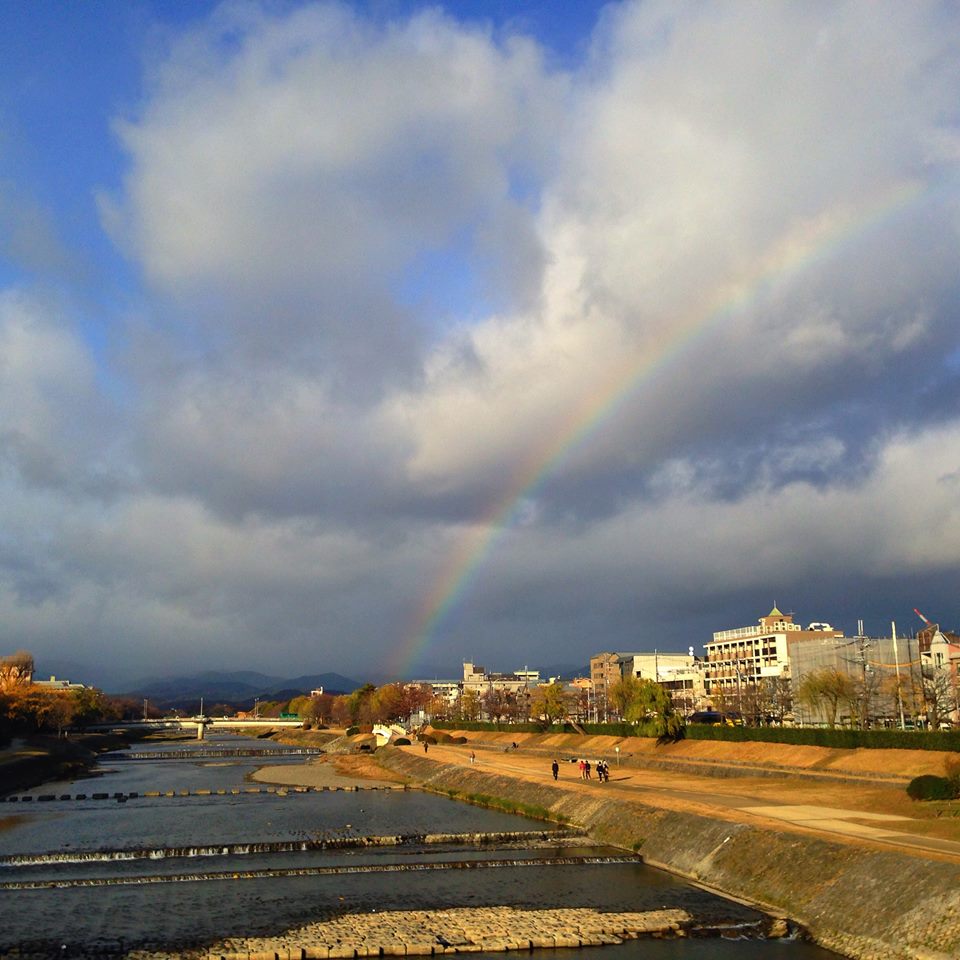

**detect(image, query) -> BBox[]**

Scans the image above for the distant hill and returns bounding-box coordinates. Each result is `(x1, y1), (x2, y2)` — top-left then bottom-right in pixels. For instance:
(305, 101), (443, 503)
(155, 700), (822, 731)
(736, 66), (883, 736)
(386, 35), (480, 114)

(117, 670), (363, 705)
(540, 662), (590, 680)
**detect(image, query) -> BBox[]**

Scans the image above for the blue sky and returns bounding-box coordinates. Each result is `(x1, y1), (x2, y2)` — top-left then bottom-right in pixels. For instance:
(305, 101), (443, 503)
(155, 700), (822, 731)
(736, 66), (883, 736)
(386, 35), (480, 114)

(1, 0), (959, 688)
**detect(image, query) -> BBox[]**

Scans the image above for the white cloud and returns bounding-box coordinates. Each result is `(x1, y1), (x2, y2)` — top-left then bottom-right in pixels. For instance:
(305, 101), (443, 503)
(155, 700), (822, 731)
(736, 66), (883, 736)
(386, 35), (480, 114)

(6, 1), (960, 682)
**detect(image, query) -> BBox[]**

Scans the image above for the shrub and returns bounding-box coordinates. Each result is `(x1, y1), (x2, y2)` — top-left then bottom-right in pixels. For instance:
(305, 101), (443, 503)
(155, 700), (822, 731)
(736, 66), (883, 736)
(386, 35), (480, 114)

(345, 725), (360, 736)
(906, 775), (958, 801)
(393, 737), (411, 746)
(686, 724), (960, 752)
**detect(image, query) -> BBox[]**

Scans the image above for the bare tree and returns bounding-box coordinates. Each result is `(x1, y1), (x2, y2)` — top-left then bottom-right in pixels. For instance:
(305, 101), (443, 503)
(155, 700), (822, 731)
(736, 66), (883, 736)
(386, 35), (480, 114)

(797, 669), (857, 727)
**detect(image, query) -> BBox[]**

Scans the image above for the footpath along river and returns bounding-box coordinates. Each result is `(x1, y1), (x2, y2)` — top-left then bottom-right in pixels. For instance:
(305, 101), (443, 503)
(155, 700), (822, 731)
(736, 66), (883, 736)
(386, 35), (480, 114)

(0, 733), (840, 959)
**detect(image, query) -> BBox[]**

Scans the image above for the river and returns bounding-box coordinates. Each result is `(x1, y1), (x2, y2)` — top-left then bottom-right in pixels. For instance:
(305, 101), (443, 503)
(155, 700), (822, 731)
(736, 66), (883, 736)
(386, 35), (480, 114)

(0, 733), (840, 958)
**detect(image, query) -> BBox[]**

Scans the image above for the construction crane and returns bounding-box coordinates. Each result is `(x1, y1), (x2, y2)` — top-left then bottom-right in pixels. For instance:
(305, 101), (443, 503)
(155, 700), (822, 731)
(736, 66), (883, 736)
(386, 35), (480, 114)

(914, 608), (933, 626)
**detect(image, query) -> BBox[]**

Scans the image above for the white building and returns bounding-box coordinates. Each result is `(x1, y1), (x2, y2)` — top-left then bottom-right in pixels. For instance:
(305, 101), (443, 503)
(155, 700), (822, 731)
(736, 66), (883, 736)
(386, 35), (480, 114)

(704, 606), (843, 696)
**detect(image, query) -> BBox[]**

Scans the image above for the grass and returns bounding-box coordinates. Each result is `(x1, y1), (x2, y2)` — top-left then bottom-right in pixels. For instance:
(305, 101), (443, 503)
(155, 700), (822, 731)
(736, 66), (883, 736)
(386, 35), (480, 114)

(428, 785), (569, 824)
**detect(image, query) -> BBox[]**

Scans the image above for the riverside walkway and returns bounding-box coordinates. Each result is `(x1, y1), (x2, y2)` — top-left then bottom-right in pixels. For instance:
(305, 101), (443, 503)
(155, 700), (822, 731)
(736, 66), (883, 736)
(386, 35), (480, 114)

(402, 738), (960, 863)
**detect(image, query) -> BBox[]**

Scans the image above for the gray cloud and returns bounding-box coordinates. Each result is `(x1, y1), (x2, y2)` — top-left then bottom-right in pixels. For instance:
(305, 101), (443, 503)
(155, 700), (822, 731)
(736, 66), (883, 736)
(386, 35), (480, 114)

(3, 1), (960, 686)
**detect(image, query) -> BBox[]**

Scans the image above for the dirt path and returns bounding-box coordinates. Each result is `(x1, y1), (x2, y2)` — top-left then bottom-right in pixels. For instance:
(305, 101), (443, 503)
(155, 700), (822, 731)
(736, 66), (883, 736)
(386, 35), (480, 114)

(406, 739), (960, 861)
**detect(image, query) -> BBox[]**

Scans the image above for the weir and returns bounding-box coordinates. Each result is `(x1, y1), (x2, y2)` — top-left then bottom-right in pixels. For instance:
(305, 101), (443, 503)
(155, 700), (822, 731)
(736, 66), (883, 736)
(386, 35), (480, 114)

(0, 853), (641, 889)
(102, 747), (325, 760)
(0, 829), (583, 867)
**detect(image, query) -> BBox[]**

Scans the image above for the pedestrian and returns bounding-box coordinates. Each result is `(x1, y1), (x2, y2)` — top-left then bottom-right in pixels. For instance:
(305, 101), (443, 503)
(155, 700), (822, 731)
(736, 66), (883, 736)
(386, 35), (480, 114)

(584, 759), (591, 779)
(551, 759), (559, 781)
(423, 741), (428, 753)
(469, 751), (476, 764)
(578, 758), (585, 779)
(598, 759), (607, 782)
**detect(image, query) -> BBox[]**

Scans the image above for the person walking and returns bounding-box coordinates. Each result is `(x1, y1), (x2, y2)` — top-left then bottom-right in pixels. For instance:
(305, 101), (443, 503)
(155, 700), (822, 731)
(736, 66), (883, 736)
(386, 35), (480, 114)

(469, 751), (476, 764)
(584, 759), (591, 780)
(423, 741), (428, 753)
(551, 759), (559, 781)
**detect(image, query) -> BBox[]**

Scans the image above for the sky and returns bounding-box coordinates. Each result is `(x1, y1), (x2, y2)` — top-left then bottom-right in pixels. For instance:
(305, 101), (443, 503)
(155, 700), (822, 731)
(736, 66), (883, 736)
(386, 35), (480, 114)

(1, 0), (959, 690)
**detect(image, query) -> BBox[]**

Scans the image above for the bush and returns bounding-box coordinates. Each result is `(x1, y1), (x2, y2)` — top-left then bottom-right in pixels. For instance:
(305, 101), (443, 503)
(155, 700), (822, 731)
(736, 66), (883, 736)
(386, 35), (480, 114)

(345, 725), (360, 736)
(686, 724), (960, 751)
(907, 775), (959, 801)
(393, 737), (411, 746)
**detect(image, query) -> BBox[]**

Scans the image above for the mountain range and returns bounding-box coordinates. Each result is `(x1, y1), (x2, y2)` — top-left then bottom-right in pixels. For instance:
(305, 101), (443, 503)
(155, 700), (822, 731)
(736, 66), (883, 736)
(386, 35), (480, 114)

(117, 670), (363, 704)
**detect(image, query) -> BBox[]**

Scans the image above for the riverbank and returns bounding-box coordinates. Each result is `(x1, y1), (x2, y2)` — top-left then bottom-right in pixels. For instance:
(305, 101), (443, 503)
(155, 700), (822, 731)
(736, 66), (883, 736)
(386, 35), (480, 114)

(375, 744), (960, 960)
(250, 751), (405, 789)
(0, 732), (138, 799)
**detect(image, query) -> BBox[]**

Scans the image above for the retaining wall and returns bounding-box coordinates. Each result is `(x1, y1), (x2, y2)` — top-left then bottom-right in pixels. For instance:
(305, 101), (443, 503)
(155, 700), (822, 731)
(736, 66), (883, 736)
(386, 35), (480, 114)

(377, 748), (960, 960)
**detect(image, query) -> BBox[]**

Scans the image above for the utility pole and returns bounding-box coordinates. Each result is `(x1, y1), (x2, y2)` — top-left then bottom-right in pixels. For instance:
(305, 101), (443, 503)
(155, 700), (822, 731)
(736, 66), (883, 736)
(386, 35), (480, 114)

(892, 621), (906, 730)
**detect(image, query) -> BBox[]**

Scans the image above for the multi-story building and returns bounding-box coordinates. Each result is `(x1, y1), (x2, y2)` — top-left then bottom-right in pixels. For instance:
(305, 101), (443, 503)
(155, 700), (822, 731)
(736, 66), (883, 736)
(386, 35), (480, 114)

(589, 652), (633, 719)
(589, 650), (704, 718)
(461, 662), (540, 697)
(703, 606), (843, 704)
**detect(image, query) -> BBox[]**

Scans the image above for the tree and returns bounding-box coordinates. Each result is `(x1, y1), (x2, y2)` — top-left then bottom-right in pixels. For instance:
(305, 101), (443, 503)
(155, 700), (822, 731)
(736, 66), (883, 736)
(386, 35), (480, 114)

(0, 651), (34, 690)
(528, 683), (569, 726)
(286, 695), (314, 718)
(481, 688), (512, 722)
(370, 684), (405, 723)
(797, 669), (857, 727)
(47, 694), (76, 738)
(607, 675), (641, 720)
(457, 689), (481, 722)
(347, 684), (377, 724)
(330, 695), (352, 727)
(620, 678), (683, 741)
(922, 665), (955, 729)
(756, 677), (792, 725)
(400, 683), (434, 721)
(308, 692), (335, 726)
(71, 687), (112, 727)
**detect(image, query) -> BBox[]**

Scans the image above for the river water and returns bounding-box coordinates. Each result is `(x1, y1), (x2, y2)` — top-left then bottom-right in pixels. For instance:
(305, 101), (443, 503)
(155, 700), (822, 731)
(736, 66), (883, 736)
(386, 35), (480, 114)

(0, 734), (839, 959)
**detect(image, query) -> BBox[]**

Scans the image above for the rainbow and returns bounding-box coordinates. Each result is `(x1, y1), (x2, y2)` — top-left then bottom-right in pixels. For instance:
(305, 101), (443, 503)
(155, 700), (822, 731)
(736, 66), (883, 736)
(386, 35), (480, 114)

(389, 179), (925, 679)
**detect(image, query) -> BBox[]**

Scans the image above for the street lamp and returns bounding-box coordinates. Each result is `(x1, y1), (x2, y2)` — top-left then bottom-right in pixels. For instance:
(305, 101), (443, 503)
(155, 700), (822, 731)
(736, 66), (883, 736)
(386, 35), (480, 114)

(254, 697), (260, 719)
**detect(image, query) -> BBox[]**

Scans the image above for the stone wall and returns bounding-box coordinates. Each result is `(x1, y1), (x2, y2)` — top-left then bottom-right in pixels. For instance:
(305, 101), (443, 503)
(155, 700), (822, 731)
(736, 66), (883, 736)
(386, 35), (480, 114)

(377, 747), (960, 960)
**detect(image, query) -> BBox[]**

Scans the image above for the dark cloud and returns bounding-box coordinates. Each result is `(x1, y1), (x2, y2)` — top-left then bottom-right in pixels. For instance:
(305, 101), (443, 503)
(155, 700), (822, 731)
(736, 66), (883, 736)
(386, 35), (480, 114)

(1, 1), (959, 686)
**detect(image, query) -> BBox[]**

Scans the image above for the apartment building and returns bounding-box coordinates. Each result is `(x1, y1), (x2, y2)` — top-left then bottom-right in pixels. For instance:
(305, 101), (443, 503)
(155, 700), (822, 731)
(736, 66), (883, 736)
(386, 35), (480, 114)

(703, 606), (843, 697)
(589, 650), (703, 718)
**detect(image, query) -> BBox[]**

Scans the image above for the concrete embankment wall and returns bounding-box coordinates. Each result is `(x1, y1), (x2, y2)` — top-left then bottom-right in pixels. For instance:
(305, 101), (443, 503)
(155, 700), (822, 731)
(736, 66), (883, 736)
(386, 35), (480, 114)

(377, 748), (960, 960)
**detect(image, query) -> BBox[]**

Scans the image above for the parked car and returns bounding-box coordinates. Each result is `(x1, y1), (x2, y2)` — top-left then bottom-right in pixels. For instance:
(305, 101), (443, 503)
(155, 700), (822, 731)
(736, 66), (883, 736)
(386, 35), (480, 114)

(687, 710), (736, 725)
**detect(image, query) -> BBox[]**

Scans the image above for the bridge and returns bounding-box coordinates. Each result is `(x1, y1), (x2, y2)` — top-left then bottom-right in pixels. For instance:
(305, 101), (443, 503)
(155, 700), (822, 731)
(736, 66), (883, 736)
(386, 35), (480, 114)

(81, 717), (305, 739)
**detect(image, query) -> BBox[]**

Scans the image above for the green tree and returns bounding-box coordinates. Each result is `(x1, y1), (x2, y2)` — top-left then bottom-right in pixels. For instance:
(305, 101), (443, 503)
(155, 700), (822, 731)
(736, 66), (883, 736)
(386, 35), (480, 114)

(608, 675), (642, 720)
(623, 678), (684, 740)
(528, 683), (569, 726)
(70, 687), (111, 727)
(347, 684), (377, 724)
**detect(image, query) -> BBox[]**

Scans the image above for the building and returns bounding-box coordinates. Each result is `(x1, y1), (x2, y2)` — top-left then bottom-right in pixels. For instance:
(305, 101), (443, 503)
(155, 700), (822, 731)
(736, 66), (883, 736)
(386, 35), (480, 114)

(788, 627), (924, 726)
(589, 650), (704, 719)
(461, 661), (540, 698)
(33, 675), (86, 691)
(704, 606), (843, 700)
